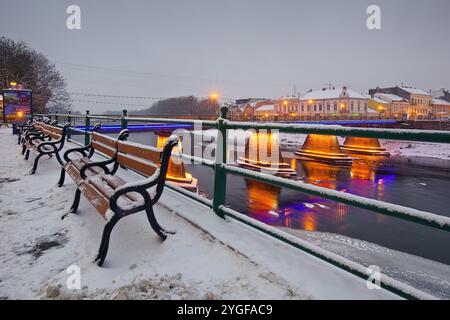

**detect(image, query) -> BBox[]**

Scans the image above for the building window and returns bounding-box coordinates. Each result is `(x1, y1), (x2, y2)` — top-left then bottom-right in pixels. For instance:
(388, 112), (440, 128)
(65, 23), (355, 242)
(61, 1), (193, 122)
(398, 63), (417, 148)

(334, 103), (337, 111)
(314, 105), (317, 111)
(301, 105), (304, 112)
(319, 104), (322, 111)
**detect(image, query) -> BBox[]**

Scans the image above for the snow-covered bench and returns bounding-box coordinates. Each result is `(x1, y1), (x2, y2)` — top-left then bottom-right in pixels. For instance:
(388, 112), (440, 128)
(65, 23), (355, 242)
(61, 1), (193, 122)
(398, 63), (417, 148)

(17, 119), (36, 145)
(67, 135), (179, 266)
(23, 122), (70, 175)
(57, 124), (128, 187)
(19, 119), (53, 152)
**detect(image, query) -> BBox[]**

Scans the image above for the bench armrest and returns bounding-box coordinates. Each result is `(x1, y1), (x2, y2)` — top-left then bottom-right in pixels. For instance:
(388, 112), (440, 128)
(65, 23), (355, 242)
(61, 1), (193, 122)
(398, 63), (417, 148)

(109, 171), (161, 215)
(37, 141), (58, 154)
(63, 145), (91, 162)
(29, 134), (49, 145)
(79, 157), (116, 180)
(63, 123), (101, 162)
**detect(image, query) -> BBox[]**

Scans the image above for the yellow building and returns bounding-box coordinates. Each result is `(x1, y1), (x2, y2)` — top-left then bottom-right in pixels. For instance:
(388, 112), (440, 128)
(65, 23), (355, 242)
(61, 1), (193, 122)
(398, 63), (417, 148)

(368, 97), (389, 116)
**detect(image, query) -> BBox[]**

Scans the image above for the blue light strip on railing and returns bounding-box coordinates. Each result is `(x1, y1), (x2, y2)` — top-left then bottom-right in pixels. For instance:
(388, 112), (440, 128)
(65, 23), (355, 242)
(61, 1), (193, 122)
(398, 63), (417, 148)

(292, 120), (400, 126)
(74, 123), (193, 132)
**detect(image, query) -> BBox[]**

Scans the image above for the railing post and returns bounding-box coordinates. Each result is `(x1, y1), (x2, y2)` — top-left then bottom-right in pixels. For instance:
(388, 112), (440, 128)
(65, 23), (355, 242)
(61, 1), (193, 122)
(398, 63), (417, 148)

(67, 111), (72, 141)
(84, 110), (90, 146)
(212, 105), (228, 218)
(121, 109), (128, 130)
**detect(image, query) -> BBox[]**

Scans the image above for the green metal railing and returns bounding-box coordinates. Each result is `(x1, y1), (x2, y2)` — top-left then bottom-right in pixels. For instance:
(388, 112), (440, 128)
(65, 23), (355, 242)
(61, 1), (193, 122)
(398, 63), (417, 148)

(38, 108), (450, 300)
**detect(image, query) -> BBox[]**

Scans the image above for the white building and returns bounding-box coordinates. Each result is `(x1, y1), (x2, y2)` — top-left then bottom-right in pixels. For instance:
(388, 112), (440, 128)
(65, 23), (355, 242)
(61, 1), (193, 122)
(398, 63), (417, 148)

(254, 103), (278, 119)
(432, 98), (450, 120)
(298, 87), (369, 118)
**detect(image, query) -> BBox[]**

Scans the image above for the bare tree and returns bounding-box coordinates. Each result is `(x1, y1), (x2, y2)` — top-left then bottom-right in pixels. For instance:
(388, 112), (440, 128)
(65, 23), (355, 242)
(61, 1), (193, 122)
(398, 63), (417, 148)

(0, 37), (71, 113)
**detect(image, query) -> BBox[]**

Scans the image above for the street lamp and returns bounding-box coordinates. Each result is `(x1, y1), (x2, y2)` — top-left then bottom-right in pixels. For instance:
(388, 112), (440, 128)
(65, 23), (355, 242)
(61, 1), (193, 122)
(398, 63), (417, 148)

(210, 92), (219, 101)
(10, 81), (17, 88)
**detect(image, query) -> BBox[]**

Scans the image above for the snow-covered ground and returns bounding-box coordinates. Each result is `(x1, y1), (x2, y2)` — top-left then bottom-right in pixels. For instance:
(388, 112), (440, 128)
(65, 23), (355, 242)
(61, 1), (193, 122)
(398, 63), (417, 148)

(0, 129), (305, 299)
(0, 127), (438, 300)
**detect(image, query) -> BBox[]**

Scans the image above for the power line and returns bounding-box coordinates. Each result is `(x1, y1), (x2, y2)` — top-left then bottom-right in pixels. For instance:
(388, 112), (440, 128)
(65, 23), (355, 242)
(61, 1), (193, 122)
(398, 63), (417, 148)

(70, 98), (152, 108)
(69, 92), (168, 100)
(56, 61), (305, 88)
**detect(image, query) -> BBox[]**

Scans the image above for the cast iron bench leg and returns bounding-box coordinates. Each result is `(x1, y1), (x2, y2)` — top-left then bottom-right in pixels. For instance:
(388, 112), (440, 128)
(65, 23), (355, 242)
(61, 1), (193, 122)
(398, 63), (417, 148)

(57, 167), (66, 187)
(30, 153), (44, 174)
(70, 189), (82, 213)
(95, 214), (121, 267)
(145, 204), (168, 241)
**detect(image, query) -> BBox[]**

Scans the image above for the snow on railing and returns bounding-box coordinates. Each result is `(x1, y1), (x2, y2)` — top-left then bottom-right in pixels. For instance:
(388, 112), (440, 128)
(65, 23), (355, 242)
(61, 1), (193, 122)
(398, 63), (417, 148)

(224, 120), (450, 143)
(220, 205), (438, 300)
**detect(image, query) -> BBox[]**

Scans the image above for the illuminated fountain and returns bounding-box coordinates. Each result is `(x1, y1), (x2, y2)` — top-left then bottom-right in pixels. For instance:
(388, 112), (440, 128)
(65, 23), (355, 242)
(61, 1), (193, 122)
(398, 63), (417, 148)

(157, 134), (198, 192)
(341, 137), (390, 156)
(237, 130), (296, 177)
(294, 134), (352, 165)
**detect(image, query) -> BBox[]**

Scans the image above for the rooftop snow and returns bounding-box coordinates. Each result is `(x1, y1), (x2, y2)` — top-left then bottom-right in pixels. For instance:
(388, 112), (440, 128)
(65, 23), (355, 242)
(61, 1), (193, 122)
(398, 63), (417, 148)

(301, 87), (367, 100)
(401, 87), (431, 96)
(255, 104), (276, 111)
(372, 96), (390, 104)
(375, 93), (408, 102)
(432, 98), (450, 106)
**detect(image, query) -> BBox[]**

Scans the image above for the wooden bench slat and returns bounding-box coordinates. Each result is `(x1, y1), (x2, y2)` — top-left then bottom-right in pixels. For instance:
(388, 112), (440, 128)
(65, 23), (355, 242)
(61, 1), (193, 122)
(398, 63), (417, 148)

(92, 132), (117, 148)
(91, 141), (116, 157)
(117, 141), (161, 164)
(51, 126), (63, 135)
(49, 132), (62, 140)
(117, 153), (159, 177)
(78, 181), (110, 217)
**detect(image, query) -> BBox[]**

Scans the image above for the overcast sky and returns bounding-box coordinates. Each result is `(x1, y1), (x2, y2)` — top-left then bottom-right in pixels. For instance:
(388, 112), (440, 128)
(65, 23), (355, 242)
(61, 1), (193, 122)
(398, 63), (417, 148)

(1, 0), (449, 112)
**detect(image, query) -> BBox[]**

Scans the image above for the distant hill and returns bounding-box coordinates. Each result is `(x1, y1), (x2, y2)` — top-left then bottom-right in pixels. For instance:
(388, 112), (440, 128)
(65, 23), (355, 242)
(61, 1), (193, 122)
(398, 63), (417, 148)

(103, 96), (219, 116)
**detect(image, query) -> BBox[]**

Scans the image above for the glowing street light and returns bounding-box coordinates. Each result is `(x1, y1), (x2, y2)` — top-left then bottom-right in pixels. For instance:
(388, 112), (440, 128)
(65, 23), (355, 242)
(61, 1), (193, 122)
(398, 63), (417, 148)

(308, 99), (313, 104)
(10, 81), (17, 87)
(17, 111), (24, 118)
(210, 92), (219, 101)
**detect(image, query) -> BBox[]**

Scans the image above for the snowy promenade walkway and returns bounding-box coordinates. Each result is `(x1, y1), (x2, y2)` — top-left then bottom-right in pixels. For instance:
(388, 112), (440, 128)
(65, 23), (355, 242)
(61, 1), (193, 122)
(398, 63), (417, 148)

(0, 128), (397, 299)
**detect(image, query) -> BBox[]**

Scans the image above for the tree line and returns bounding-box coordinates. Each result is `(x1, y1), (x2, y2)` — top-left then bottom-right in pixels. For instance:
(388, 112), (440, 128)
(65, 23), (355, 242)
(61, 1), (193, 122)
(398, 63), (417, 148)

(105, 96), (220, 116)
(0, 37), (70, 113)
(1, 37), (219, 116)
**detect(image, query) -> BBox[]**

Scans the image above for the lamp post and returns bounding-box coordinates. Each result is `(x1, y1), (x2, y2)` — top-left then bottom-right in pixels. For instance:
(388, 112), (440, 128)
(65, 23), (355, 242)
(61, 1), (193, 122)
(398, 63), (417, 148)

(209, 92), (219, 117)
